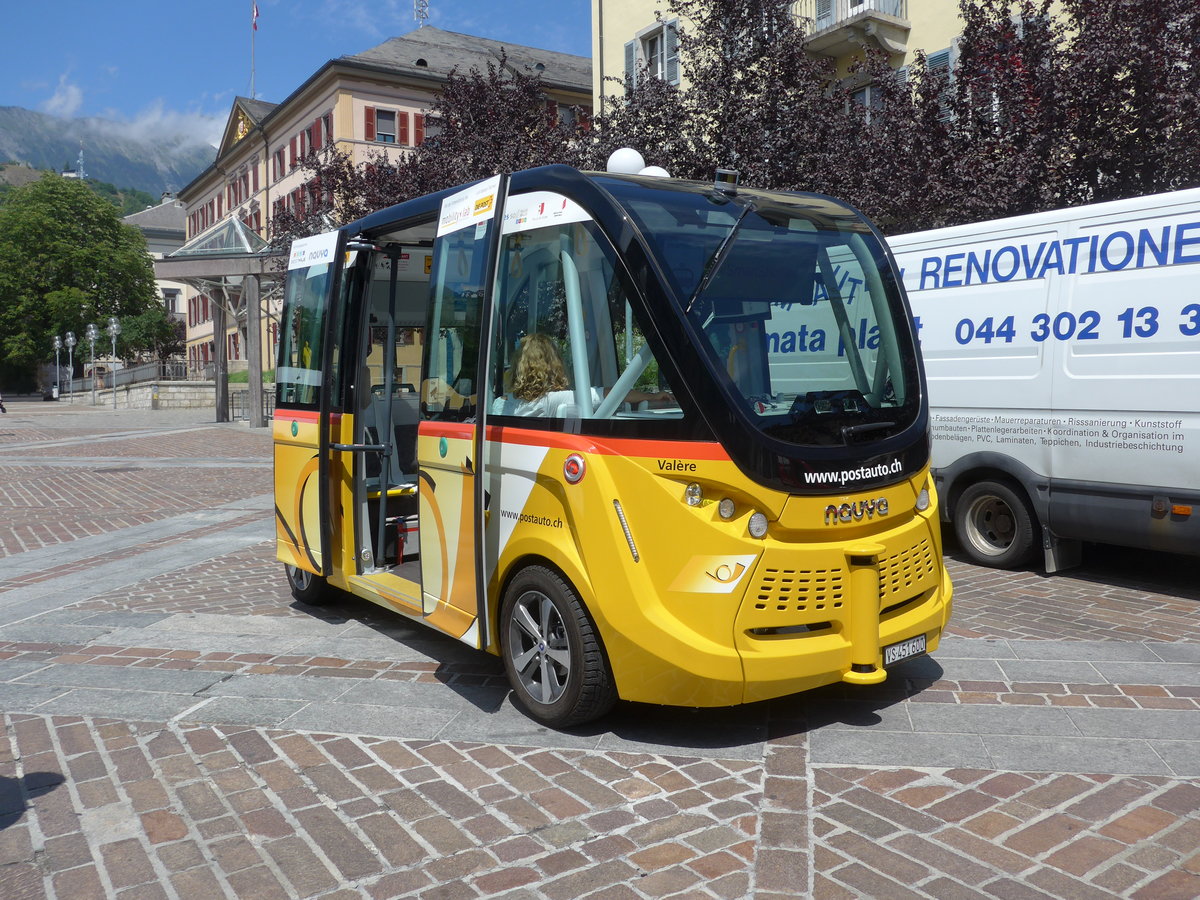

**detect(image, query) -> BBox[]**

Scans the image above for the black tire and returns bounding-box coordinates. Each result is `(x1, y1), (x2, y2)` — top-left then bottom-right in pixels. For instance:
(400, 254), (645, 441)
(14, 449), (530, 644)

(954, 480), (1038, 569)
(500, 566), (617, 728)
(284, 564), (334, 605)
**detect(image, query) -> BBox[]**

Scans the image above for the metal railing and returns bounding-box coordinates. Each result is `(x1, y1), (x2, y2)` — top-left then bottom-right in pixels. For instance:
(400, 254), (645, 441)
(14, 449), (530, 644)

(795, 0), (907, 31)
(231, 388), (276, 421)
(67, 360), (189, 395)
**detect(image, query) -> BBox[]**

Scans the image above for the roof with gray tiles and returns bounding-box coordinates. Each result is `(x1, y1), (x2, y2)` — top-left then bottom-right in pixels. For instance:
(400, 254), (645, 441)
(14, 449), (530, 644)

(343, 25), (591, 94)
(123, 197), (186, 232)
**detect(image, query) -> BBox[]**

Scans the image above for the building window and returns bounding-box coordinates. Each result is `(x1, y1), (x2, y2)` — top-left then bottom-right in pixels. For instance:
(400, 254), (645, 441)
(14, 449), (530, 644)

(375, 110), (397, 143)
(624, 21), (680, 87)
(850, 85), (885, 123)
(645, 32), (665, 79)
(163, 290), (179, 315)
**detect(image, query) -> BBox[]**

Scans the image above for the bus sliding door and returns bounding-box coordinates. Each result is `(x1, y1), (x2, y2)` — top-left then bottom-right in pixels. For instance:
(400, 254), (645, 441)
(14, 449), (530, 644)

(417, 176), (506, 649)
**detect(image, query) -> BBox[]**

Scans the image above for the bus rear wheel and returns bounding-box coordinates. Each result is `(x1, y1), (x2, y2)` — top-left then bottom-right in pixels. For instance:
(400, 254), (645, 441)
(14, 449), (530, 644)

(954, 480), (1037, 569)
(284, 564), (333, 606)
(500, 566), (617, 728)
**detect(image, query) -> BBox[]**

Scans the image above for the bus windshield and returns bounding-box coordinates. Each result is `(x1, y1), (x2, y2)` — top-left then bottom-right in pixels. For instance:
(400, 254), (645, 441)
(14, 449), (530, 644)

(600, 178), (921, 448)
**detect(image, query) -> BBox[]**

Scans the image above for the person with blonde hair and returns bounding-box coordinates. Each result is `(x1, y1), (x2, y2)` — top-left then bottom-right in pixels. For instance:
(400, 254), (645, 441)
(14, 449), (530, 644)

(510, 333), (569, 404)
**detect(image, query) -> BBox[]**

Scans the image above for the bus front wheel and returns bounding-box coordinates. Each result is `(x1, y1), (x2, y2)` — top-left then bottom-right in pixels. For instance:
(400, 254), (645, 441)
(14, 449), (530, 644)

(284, 564), (332, 606)
(500, 566), (617, 728)
(954, 480), (1037, 569)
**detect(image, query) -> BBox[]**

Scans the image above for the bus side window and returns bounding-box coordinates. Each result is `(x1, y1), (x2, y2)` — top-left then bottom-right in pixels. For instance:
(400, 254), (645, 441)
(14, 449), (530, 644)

(492, 210), (679, 421)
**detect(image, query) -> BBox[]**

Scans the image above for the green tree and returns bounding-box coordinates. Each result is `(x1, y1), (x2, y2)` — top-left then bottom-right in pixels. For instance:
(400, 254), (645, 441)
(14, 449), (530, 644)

(0, 175), (159, 389)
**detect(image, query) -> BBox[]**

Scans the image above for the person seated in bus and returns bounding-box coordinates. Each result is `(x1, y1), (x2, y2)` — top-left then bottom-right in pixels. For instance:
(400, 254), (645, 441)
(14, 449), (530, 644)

(495, 333), (672, 417)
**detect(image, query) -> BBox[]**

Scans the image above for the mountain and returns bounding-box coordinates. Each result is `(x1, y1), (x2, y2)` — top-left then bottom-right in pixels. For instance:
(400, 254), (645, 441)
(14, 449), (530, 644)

(0, 107), (215, 197)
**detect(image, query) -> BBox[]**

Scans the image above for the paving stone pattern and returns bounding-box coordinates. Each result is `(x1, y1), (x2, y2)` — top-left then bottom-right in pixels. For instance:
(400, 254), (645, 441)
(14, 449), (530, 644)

(0, 403), (1196, 899)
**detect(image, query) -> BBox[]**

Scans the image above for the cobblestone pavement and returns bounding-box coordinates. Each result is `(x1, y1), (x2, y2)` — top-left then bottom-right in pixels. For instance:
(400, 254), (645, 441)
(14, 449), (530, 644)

(0, 401), (1197, 899)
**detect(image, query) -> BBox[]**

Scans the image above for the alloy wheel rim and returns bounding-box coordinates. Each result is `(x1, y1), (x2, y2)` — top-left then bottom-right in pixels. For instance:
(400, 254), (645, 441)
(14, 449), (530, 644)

(287, 565), (312, 590)
(507, 590), (571, 705)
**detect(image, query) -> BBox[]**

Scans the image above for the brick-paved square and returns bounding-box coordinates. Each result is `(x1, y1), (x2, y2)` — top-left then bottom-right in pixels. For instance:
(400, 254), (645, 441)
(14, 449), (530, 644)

(0, 404), (1196, 898)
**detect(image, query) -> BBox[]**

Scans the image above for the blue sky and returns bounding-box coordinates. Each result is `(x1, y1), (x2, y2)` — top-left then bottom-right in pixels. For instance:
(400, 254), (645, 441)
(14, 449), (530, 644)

(1, 0), (591, 147)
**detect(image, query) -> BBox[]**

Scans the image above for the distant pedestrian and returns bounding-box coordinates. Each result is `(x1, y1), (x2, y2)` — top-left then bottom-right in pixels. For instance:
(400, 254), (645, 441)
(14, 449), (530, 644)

(0, 390), (6, 413)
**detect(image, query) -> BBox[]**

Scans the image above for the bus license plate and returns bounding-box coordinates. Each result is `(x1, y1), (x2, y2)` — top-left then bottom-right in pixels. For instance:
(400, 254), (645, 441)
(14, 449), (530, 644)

(883, 634), (926, 667)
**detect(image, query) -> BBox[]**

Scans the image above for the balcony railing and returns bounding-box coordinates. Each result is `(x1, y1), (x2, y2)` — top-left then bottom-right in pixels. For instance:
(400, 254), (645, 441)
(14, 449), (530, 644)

(796, 0), (908, 33)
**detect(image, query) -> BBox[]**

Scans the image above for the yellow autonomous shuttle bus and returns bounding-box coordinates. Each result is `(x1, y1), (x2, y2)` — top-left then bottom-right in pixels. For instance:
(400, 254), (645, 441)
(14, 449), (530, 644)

(274, 164), (952, 726)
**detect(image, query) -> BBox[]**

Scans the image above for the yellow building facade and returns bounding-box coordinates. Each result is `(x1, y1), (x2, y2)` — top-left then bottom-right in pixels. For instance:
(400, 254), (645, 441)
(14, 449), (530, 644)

(592, 0), (962, 113)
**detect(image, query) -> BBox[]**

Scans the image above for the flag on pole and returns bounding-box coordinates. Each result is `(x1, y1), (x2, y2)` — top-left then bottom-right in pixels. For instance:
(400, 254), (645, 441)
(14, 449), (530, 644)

(252, 2), (259, 31)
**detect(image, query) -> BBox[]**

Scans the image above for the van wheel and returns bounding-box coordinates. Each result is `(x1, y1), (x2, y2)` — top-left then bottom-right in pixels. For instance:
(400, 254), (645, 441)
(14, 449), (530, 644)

(500, 566), (617, 728)
(284, 564), (333, 605)
(954, 481), (1037, 569)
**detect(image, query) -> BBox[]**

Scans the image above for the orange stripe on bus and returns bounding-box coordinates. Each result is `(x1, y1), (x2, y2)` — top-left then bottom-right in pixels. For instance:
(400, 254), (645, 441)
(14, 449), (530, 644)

(484, 425), (731, 461)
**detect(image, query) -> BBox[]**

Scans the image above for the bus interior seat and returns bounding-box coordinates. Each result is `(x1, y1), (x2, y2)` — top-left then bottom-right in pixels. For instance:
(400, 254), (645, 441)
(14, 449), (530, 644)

(362, 385), (420, 496)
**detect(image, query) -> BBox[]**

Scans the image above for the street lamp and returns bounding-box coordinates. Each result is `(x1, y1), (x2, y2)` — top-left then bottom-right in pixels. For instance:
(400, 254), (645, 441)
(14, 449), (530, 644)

(107, 317), (121, 410)
(53, 335), (62, 400)
(85, 323), (98, 406)
(65, 332), (76, 404)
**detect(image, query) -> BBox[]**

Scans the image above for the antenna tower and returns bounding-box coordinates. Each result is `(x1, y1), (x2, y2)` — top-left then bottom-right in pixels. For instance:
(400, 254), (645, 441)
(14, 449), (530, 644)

(76, 142), (88, 180)
(414, 0), (429, 25)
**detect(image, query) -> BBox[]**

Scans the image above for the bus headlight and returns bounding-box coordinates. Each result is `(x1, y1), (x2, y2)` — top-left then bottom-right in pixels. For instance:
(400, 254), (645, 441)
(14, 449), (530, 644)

(748, 512), (768, 538)
(916, 484), (931, 511)
(685, 483), (703, 507)
(718, 498), (736, 519)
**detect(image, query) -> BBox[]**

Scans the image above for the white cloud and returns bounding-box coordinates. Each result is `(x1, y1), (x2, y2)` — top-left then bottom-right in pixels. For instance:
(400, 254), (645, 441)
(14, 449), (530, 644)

(93, 99), (224, 150)
(43, 74), (83, 118)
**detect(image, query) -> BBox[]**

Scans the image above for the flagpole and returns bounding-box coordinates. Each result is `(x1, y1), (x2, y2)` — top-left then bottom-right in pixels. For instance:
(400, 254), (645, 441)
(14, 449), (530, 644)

(250, 1), (257, 99)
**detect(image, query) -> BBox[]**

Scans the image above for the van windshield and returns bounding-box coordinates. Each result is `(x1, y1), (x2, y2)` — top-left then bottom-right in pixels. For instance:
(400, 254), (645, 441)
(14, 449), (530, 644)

(600, 178), (921, 447)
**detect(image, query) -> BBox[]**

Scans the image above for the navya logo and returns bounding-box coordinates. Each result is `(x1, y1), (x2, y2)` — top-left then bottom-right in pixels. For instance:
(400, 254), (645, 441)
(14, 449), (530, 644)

(291, 245), (331, 266)
(825, 497), (890, 525)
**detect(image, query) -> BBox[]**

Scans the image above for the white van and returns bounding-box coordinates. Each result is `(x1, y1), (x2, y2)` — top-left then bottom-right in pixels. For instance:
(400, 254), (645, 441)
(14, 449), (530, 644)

(889, 188), (1200, 571)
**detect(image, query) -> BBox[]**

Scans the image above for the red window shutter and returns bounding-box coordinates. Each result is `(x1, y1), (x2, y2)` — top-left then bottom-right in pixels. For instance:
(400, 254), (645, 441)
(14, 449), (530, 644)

(546, 99), (558, 124)
(365, 106), (376, 141)
(312, 117), (323, 150)
(289, 137), (296, 167)
(415, 114), (425, 145)
(398, 112), (409, 146)
(253, 164), (259, 192)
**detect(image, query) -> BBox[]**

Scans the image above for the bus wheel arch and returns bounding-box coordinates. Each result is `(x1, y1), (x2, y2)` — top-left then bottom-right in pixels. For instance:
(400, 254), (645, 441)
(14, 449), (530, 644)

(952, 477), (1039, 569)
(497, 561), (618, 728)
